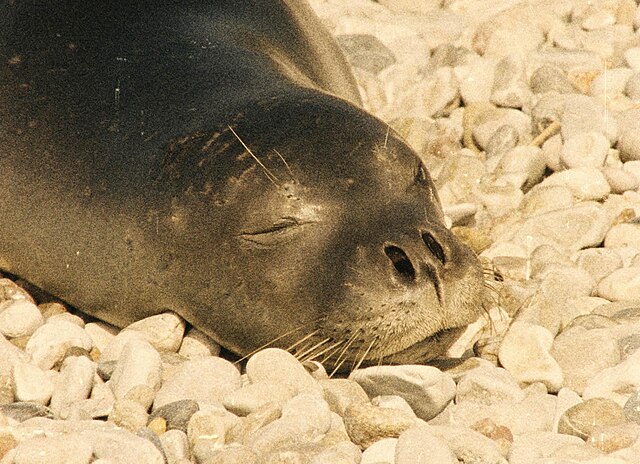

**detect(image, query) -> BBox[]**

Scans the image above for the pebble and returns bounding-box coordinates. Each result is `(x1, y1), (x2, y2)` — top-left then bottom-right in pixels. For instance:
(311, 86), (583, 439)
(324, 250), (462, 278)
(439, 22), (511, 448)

(336, 34), (396, 75)
(605, 223), (640, 249)
(223, 381), (296, 416)
(360, 438), (396, 464)
(0, 299), (43, 339)
(530, 64), (574, 94)
(597, 267), (640, 301)
(108, 398), (149, 432)
(122, 312), (186, 353)
(109, 339), (162, 402)
(508, 431), (587, 464)
(321, 379), (370, 416)
(245, 348), (321, 396)
(560, 94), (618, 144)
(349, 365), (455, 421)
(395, 424), (456, 464)
(177, 327), (220, 359)
(342, 402), (417, 449)
(148, 399), (199, 433)
(154, 356), (241, 409)
(49, 355), (96, 414)
(490, 53), (531, 108)
(583, 348), (640, 406)
(371, 395), (415, 418)
(11, 361), (53, 405)
(159, 429), (190, 463)
(557, 398), (627, 440)
(12, 435), (93, 464)
(616, 108), (640, 161)
(498, 322), (563, 392)
(587, 423), (640, 454)
(560, 131), (609, 169)
(538, 167), (611, 201)
(25, 321), (93, 370)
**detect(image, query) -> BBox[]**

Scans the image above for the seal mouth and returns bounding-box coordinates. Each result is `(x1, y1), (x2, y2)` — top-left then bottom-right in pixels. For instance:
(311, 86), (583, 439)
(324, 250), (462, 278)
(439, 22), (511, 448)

(384, 325), (468, 365)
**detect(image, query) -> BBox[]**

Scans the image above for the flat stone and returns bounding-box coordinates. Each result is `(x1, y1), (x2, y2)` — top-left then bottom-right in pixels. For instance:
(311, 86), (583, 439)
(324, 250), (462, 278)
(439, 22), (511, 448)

(0, 299), (43, 338)
(557, 398), (627, 440)
(603, 167), (640, 193)
(223, 381), (296, 416)
(25, 321), (93, 370)
(342, 402), (417, 450)
(149, 399), (199, 433)
(12, 361), (53, 405)
(245, 348), (321, 397)
(538, 167), (610, 201)
(349, 365), (455, 421)
(122, 312), (186, 353)
(13, 435), (93, 464)
(154, 356), (241, 409)
(395, 424), (456, 464)
(320, 379), (370, 416)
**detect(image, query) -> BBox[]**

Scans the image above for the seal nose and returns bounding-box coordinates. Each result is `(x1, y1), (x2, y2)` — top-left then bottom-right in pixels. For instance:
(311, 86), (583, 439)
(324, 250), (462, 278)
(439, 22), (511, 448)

(383, 226), (451, 303)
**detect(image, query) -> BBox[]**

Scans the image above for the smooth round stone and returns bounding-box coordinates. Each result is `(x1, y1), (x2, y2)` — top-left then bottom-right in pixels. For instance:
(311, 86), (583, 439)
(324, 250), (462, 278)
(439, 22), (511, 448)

(46, 312), (85, 328)
(371, 395), (416, 419)
(246, 394), (332, 454)
(583, 348), (640, 406)
(590, 68), (634, 97)
(474, 14), (545, 59)
(12, 361), (53, 405)
(471, 109), (531, 151)
(0, 299), (43, 339)
(551, 326), (620, 395)
(108, 398), (149, 432)
(360, 437), (397, 464)
(79, 428), (165, 464)
(83, 322), (118, 357)
(336, 34), (396, 75)
(471, 182), (523, 218)
(177, 327), (220, 359)
(187, 410), (238, 448)
(25, 321), (93, 370)
(624, 72), (640, 99)
(597, 267), (640, 301)
(490, 53), (531, 108)
(558, 297), (612, 331)
(417, 67), (459, 118)
(623, 390), (640, 424)
(349, 365), (455, 421)
(520, 185), (574, 218)
(395, 425), (455, 464)
(342, 402), (416, 450)
(470, 418), (513, 456)
(560, 132), (609, 169)
(541, 133), (563, 171)
(538, 167), (610, 201)
(561, 94), (618, 144)
(456, 366), (525, 405)
(122, 312), (186, 353)
(109, 339), (162, 400)
(320, 379), (369, 416)
(494, 146), (546, 189)
(622, 160), (640, 185)
(200, 446), (257, 464)
(49, 356), (96, 414)
(154, 356), (241, 409)
(617, 108), (640, 161)
(591, 425), (640, 458)
(530, 64), (574, 94)
(148, 399), (199, 434)
(98, 330), (147, 364)
(458, 59), (496, 104)
(226, 402), (281, 445)
(13, 435), (94, 464)
(428, 425), (506, 463)
(552, 388), (583, 433)
(624, 47), (640, 72)
(245, 348), (321, 397)
(223, 381), (296, 416)
(557, 398), (627, 440)
(602, 167), (640, 194)
(158, 429), (190, 464)
(605, 223), (640, 249)
(498, 322), (563, 392)
(507, 431), (587, 464)
(485, 124), (518, 158)
(591, 300), (640, 322)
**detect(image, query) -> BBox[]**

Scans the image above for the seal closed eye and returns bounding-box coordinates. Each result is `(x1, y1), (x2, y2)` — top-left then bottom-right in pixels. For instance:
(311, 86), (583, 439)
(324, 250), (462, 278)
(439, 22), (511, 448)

(0, 0), (485, 370)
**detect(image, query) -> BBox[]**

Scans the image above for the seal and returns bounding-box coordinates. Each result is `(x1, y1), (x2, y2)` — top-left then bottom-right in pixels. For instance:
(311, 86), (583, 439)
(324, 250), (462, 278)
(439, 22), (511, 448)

(0, 0), (485, 369)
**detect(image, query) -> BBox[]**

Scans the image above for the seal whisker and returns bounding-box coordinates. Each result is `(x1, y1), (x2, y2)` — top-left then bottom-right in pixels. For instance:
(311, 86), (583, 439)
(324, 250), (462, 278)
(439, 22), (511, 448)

(329, 332), (360, 377)
(306, 341), (344, 364)
(235, 324), (308, 363)
(352, 337), (377, 372)
(295, 337), (331, 361)
(228, 125), (280, 187)
(286, 329), (320, 352)
(273, 149), (297, 182)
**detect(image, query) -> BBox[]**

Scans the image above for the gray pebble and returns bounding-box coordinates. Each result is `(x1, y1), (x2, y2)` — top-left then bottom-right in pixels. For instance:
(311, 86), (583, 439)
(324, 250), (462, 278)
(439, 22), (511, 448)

(530, 64), (574, 94)
(349, 365), (455, 421)
(149, 399), (199, 434)
(0, 402), (54, 422)
(336, 34), (396, 75)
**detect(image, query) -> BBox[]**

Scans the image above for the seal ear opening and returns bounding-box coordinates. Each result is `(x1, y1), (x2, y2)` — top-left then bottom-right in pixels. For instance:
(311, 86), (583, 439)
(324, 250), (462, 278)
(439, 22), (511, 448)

(384, 245), (416, 282)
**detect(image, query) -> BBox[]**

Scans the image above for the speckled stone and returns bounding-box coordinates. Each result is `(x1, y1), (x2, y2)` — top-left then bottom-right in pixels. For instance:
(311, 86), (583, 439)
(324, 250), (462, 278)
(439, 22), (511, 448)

(557, 398), (627, 440)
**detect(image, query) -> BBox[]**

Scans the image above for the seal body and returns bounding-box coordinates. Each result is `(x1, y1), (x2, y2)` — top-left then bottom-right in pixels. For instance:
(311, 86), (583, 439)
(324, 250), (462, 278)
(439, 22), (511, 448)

(0, 0), (484, 367)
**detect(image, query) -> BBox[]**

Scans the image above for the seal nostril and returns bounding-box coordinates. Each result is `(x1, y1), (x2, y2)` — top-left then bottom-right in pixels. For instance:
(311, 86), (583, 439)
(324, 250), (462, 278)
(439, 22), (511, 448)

(422, 231), (446, 265)
(384, 245), (416, 282)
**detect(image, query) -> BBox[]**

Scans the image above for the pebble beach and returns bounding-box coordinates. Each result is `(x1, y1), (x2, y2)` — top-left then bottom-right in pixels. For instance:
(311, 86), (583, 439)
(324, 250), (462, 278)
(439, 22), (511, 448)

(3, 0), (640, 462)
